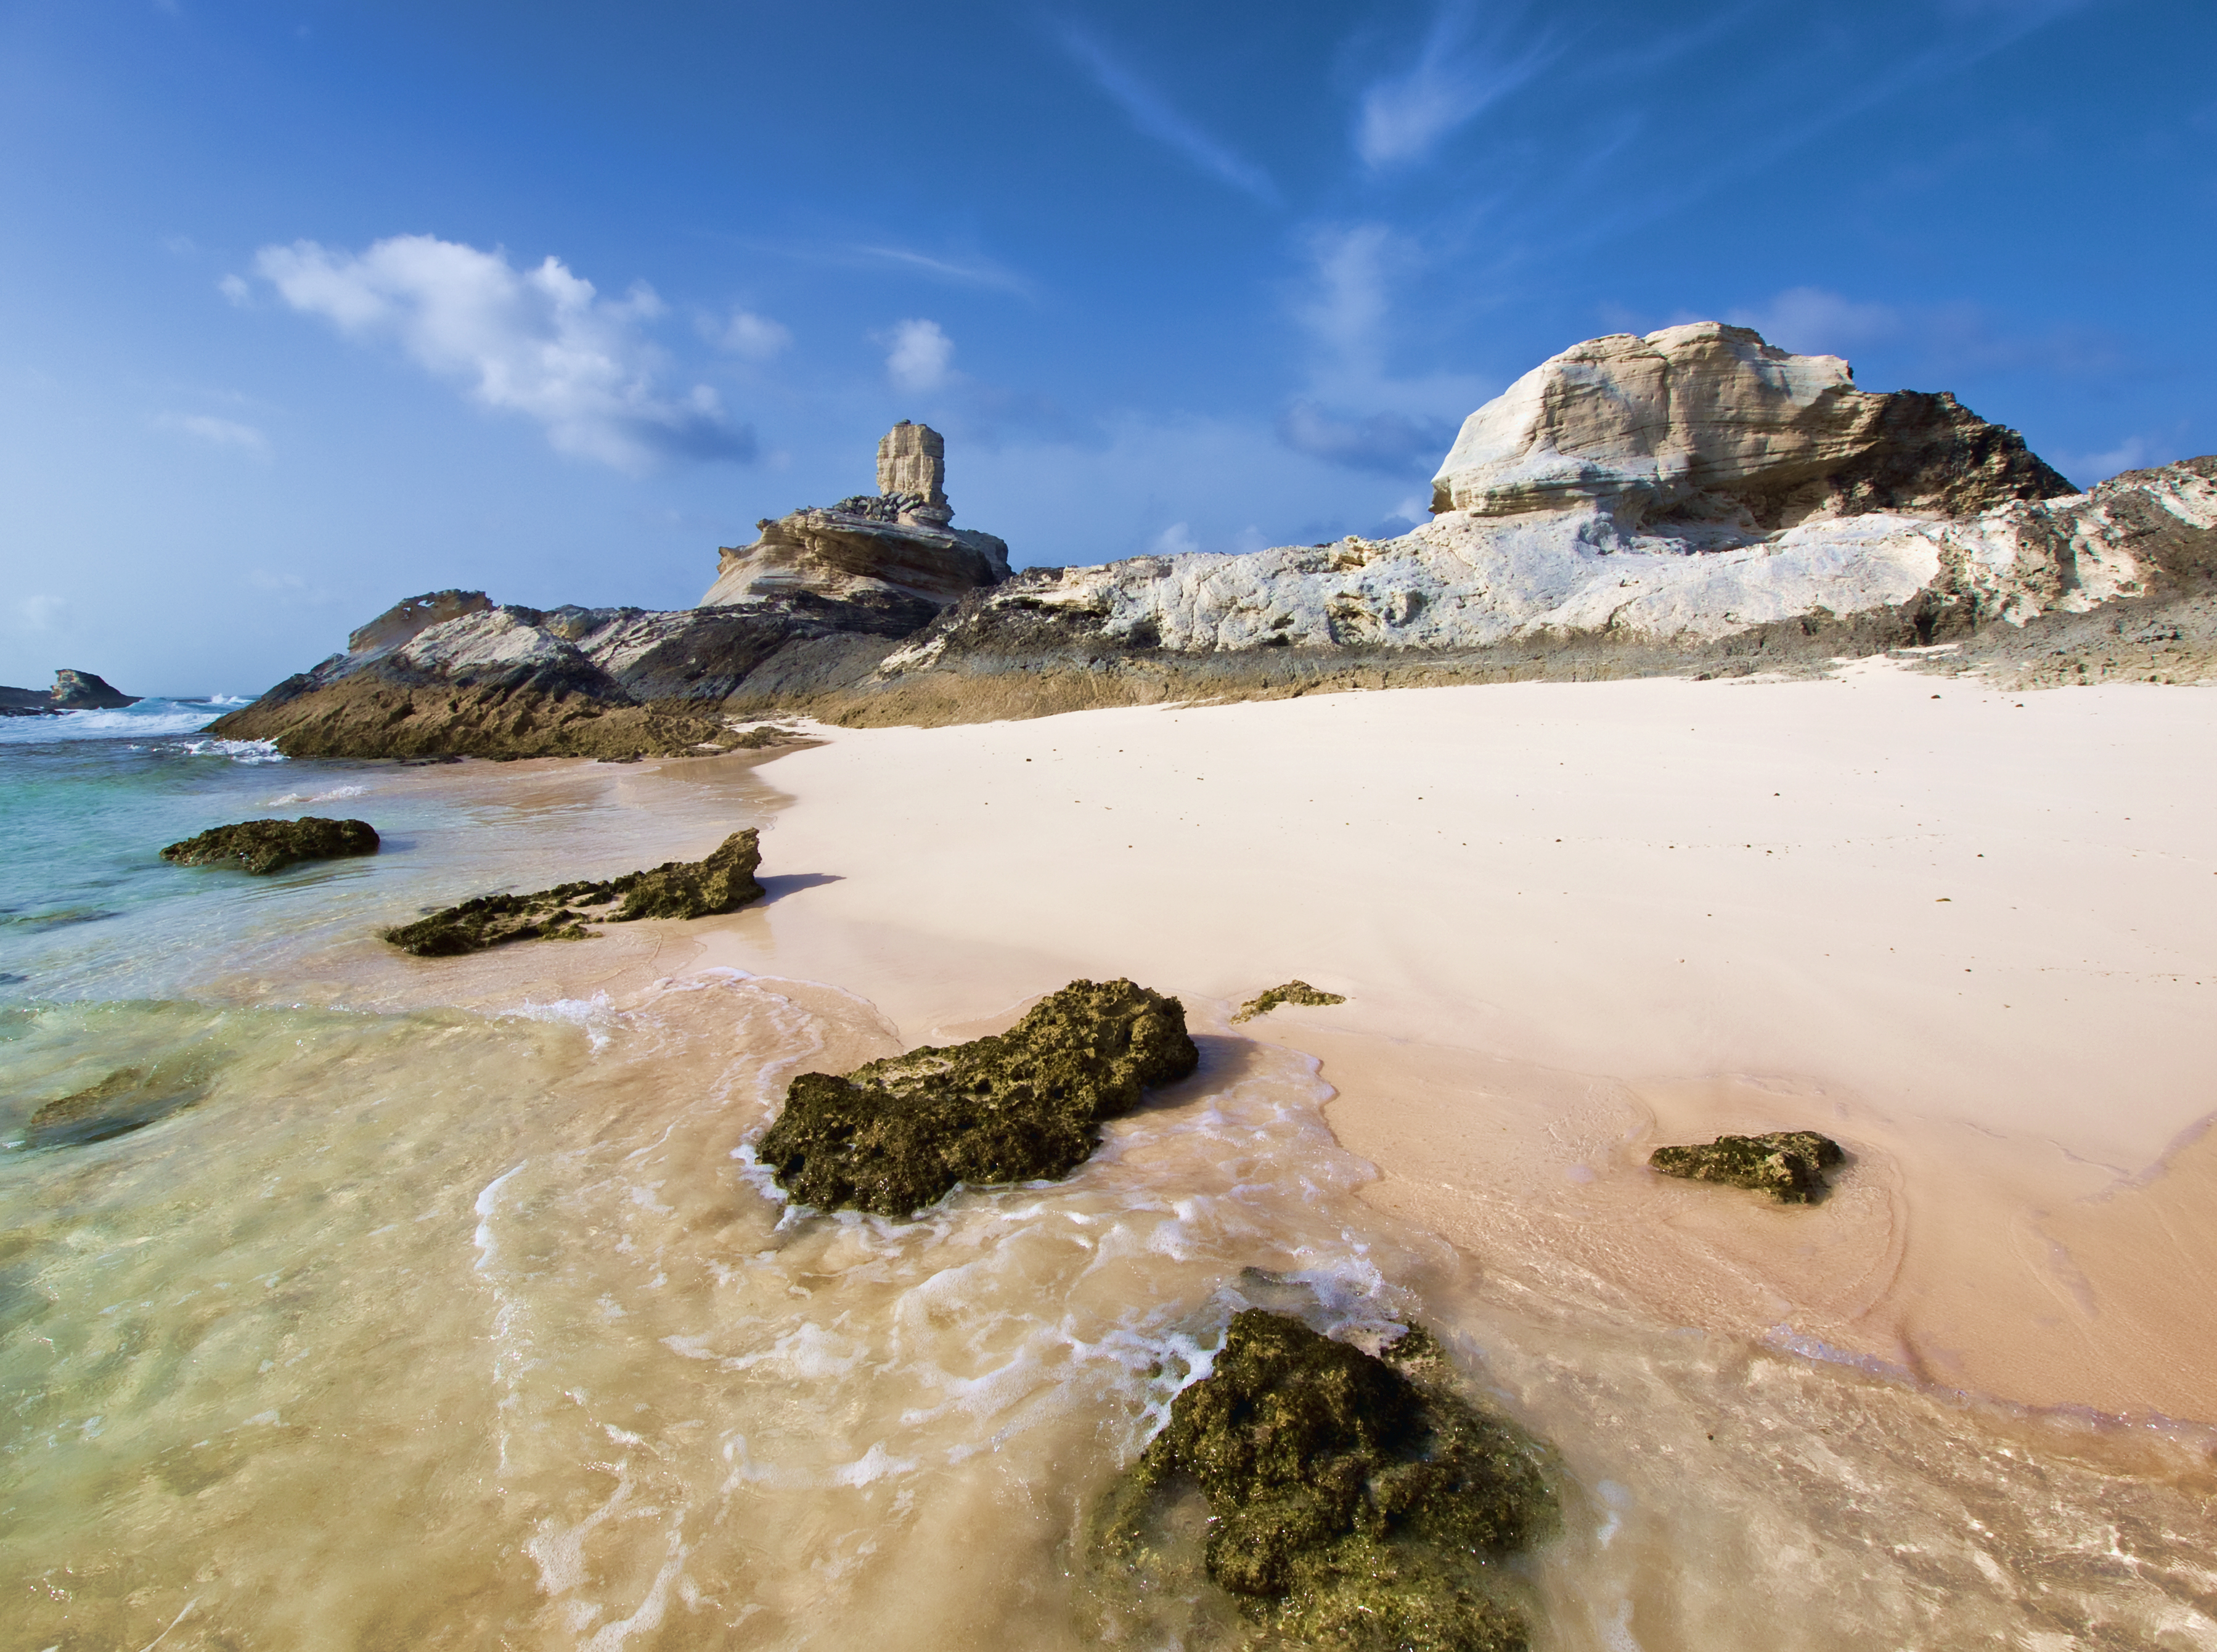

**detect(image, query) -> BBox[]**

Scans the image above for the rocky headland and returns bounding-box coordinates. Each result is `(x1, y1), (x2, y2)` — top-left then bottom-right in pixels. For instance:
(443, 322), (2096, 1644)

(211, 332), (2217, 757)
(0, 669), (141, 716)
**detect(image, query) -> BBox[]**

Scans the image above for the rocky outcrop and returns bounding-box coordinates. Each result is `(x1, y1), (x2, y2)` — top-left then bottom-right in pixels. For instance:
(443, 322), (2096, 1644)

(757, 978), (1199, 1216)
(857, 454), (2216, 711)
(700, 422), (1010, 616)
(385, 829), (763, 955)
(1649, 1131), (1844, 1203)
(211, 327), (2217, 753)
(1431, 322), (2074, 525)
(161, 817), (380, 875)
(876, 420), (953, 525)
(0, 669), (142, 716)
(1094, 1311), (1553, 1652)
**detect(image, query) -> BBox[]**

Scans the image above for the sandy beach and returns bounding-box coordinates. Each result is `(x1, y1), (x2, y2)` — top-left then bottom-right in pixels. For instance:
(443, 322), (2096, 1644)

(620, 659), (2217, 1428)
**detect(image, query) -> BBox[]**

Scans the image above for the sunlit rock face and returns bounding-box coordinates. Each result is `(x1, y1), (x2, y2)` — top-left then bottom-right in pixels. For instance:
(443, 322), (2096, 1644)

(1430, 322), (2075, 527)
(700, 420), (1010, 618)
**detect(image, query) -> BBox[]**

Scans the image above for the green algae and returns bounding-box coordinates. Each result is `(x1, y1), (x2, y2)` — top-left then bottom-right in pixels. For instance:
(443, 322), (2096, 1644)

(383, 829), (763, 957)
(1094, 1309), (1555, 1652)
(161, 816), (380, 876)
(757, 977), (1199, 1216)
(1648, 1130), (1844, 1203)
(1232, 981), (1347, 1024)
(18, 1054), (218, 1150)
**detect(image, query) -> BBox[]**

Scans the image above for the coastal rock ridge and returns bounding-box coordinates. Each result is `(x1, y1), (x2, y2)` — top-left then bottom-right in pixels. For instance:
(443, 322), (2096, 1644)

(0, 669), (141, 717)
(208, 325), (2217, 754)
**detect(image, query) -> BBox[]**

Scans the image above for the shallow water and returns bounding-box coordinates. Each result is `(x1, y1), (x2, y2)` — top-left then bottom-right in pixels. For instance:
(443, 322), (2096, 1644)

(4, 727), (2214, 1650)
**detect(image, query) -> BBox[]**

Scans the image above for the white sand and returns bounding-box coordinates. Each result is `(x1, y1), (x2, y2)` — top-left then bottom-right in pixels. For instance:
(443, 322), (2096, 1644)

(664, 661), (2217, 1424)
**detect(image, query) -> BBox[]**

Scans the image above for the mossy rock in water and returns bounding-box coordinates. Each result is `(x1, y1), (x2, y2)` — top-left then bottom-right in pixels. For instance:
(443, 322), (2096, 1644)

(161, 816), (380, 875)
(1648, 1130), (1843, 1203)
(383, 828), (763, 956)
(757, 978), (1198, 1216)
(1097, 1309), (1554, 1652)
(20, 1055), (216, 1150)
(1232, 979), (1347, 1023)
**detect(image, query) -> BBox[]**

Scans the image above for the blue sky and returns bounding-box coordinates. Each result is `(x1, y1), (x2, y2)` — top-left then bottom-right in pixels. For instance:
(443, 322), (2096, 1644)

(2, 0), (2211, 693)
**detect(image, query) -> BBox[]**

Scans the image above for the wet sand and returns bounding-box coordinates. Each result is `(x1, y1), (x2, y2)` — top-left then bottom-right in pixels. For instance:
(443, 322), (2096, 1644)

(663, 661), (2217, 1425)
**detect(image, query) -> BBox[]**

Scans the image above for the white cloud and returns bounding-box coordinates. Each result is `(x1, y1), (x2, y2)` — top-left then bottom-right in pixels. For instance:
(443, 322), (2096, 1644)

(2051, 436), (2162, 487)
(1355, 2), (1559, 168)
(218, 272), (251, 306)
(881, 319), (954, 394)
(251, 234), (753, 472)
(1725, 287), (1905, 357)
(155, 412), (270, 457)
(1059, 27), (1278, 203)
(712, 309), (791, 361)
(1149, 521), (1200, 556)
(17, 594), (67, 631)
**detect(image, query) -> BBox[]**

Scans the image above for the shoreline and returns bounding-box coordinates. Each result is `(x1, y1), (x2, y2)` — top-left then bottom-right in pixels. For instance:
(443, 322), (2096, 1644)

(88, 663), (2217, 1427)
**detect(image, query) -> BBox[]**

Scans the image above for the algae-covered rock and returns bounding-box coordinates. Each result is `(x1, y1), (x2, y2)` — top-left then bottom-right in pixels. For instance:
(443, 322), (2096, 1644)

(161, 817), (380, 875)
(1232, 979), (1347, 1024)
(1648, 1130), (1843, 1203)
(1098, 1309), (1554, 1652)
(757, 978), (1199, 1216)
(20, 1057), (215, 1150)
(383, 829), (763, 956)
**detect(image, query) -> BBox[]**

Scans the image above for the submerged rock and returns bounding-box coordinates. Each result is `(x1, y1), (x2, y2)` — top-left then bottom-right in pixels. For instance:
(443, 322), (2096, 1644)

(1648, 1130), (1844, 1203)
(757, 978), (1199, 1216)
(383, 829), (764, 956)
(20, 1057), (215, 1150)
(1096, 1309), (1554, 1652)
(1232, 979), (1347, 1023)
(161, 816), (380, 875)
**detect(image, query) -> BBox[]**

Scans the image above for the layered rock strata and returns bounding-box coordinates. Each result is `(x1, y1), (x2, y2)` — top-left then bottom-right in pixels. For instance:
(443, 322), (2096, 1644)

(757, 978), (1199, 1216)
(1431, 322), (2073, 524)
(161, 817), (380, 875)
(1093, 1310), (1553, 1652)
(385, 829), (763, 955)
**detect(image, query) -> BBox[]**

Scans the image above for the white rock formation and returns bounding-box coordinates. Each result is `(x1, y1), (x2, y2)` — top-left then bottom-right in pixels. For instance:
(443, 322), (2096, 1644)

(1431, 322), (2070, 525)
(884, 456), (2213, 672)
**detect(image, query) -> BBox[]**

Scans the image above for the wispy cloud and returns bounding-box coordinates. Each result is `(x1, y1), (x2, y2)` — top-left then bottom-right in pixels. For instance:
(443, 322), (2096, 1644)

(1058, 25), (1278, 204)
(153, 411), (271, 457)
(250, 234), (754, 472)
(880, 319), (955, 394)
(1279, 224), (1490, 475)
(848, 245), (1035, 296)
(1355, 2), (1561, 169)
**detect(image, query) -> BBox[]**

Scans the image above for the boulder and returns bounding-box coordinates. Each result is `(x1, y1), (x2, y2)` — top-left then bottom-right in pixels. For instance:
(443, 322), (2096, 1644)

(1648, 1130), (1844, 1203)
(161, 817), (380, 875)
(384, 829), (763, 955)
(757, 978), (1199, 1216)
(1095, 1310), (1553, 1652)
(1430, 322), (2074, 526)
